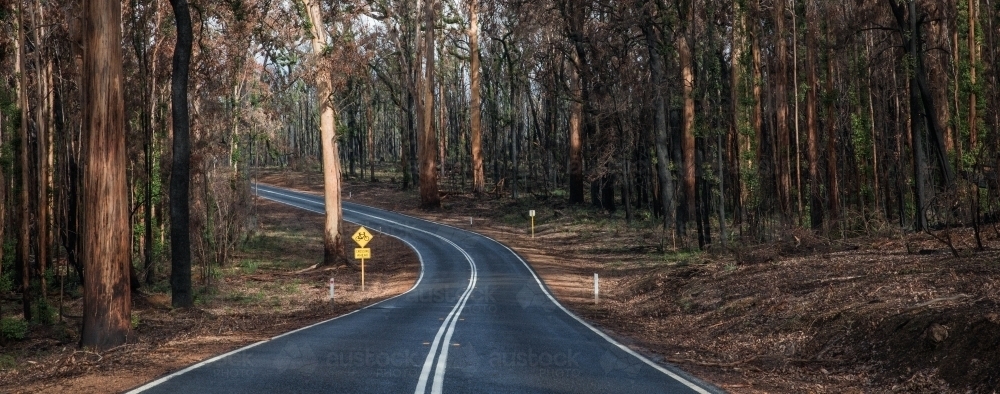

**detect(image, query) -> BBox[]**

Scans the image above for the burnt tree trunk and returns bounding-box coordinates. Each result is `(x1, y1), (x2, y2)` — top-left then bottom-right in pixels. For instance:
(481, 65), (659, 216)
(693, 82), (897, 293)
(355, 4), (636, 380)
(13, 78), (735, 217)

(168, 0), (193, 307)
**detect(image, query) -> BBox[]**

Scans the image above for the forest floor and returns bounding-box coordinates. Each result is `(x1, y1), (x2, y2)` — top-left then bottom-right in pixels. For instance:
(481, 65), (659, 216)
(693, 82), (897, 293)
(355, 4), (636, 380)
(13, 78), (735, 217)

(0, 196), (420, 393)
(258, 169), (1000, 394)
(2, 168), (998, 393)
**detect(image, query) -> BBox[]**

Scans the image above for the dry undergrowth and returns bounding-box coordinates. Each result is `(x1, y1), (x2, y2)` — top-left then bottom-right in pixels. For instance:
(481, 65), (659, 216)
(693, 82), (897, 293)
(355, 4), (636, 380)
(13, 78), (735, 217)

(0, 197), (419, 394)
(260, 170), (1000, 393)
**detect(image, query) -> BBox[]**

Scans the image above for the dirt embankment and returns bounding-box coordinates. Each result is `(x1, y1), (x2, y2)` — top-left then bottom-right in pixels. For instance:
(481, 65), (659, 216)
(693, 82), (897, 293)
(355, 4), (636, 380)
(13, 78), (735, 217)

(0, 197), (420, 394)
(259, 170), (1000, 393)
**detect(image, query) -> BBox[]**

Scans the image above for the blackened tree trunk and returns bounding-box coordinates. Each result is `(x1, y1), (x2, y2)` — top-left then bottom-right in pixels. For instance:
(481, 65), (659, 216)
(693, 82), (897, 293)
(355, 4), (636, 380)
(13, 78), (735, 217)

(81, 0), (132, 349)
(773, 0), (792, 223)
(640, 3), (676, 245)
(168, 0), (193, 308)
(906, 0), (928, 230)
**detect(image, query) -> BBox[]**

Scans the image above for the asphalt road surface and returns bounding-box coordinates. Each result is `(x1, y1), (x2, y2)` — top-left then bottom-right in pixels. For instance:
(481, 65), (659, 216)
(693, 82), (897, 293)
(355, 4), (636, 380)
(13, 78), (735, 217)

(129, 184), (721, 394)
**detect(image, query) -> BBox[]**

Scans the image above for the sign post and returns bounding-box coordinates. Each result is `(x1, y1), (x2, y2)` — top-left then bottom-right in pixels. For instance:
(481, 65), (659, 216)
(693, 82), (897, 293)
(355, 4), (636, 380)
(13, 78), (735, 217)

(529, 210), (536, 238)
(351, 226), (374, 291)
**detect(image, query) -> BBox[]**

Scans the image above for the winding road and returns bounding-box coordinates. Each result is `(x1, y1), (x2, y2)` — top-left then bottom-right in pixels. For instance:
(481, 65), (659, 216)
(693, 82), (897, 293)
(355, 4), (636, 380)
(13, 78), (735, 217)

(128, 184), (720, 394)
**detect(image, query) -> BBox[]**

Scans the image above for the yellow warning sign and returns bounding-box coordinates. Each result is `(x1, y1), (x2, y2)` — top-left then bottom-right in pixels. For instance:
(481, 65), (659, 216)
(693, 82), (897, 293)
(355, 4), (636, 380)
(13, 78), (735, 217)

(354, 248), (371, 260)
(351, 226), (373, 248)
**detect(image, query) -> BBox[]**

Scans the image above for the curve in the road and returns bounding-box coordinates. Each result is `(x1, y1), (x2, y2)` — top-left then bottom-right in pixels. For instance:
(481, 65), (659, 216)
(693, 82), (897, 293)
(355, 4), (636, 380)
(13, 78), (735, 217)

(127, 184), (720, 394)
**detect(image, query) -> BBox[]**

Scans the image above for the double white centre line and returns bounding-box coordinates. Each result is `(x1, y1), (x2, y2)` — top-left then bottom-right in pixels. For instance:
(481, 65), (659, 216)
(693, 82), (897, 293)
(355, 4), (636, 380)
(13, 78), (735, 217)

(256, 185), (479, 393)
(339, 208), (477, 394)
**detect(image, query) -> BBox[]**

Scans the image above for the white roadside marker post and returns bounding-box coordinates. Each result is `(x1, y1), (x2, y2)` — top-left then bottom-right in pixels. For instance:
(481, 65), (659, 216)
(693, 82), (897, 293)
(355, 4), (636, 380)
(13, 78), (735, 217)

(529, 210), (536, 238)
(594, 273), (599, 304)
(329, 277), (335, 302)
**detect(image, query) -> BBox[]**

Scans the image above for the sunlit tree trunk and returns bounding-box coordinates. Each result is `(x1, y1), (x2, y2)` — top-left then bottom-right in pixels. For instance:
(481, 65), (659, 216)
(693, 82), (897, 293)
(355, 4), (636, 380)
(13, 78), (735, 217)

(560, 1), (587, 204)
(678, 25), (696, 234)
(33, 0), (52, 297)
(81, 0), (132, 350)
(419, 0), (440, 208)
(469, 0), (484, 195)
(568, 56), (584, 204)
(305, 0), (346, 264)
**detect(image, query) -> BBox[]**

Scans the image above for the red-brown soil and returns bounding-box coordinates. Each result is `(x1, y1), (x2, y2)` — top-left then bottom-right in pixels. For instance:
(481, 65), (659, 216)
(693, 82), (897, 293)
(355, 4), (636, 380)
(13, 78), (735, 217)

(0, 197), (419, 393)
(259, 169), (1000, 394)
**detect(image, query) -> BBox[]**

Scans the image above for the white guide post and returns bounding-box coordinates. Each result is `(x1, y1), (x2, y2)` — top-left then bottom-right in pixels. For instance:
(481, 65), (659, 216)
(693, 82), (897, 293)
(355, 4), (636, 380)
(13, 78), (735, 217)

(594, 273), (599, 304)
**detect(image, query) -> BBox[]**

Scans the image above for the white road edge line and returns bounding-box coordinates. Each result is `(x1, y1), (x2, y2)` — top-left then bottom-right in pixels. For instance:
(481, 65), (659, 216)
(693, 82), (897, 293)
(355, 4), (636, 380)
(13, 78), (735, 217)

(125, 186), (427, 394)
(339, 196), (713, 394)
(495, 243), (711, 394)
(256, 185), (480, 394)
(261, 184), (713, 393)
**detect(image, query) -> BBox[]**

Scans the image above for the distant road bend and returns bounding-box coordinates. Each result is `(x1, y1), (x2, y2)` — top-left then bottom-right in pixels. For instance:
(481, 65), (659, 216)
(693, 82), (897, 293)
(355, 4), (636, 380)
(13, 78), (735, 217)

(129, 184), (721, 394)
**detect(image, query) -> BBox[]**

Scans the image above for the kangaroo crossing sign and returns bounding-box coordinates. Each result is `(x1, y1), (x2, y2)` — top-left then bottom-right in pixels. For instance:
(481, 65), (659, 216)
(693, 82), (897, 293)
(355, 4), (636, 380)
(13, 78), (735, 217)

(351, 227), (373, 248)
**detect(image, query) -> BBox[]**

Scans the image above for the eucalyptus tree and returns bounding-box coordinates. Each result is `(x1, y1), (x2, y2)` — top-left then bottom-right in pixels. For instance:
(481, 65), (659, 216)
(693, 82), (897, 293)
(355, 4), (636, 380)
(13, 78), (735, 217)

(305, 0), (347, 264)
(81, 0), (132, 349)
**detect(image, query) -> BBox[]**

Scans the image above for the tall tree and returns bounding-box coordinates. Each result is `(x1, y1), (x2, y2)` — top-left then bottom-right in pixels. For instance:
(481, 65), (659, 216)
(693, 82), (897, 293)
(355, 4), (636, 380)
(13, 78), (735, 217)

(968, 0), (978, 148)
(824, 22), (840, 225)
(906, 0), (928, 230)
(168, 0), (193, 308)
(419, 0), (441, 208)
(81, 0), (132, 349)
(17, 0), (33, 321)
(560, 0), (587, 204)
(805, 0), (823, 229)
(567, 55), (584, 204)
(677, 0), (696, 232)
(773, 0), (792, 223)
(640, 1), (676, 245)
(305, 0), (346, 264)
(469, 0), (485, 195)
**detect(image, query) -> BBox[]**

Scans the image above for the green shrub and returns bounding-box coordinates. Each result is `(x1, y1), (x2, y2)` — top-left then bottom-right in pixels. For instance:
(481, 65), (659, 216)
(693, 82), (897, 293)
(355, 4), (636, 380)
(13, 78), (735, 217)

(33, 298), (56, 325)
(1, 318), (29, 341)
(0, 354), (16, 370)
